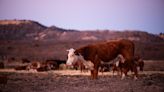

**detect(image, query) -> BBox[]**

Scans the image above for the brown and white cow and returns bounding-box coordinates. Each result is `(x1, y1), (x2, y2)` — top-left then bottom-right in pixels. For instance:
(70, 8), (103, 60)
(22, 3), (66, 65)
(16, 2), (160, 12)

(66, 48), (94, 71)
(66, 39), (138, 79)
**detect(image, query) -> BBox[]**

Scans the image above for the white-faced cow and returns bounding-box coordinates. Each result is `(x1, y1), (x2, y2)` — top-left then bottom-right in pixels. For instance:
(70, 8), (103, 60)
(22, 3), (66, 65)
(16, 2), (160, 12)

(66, 39), (138, 79)
(66, 48), (94, 71)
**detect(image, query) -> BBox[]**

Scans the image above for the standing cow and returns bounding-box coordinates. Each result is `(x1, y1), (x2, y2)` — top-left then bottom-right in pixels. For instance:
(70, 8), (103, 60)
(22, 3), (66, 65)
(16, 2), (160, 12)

(66, 39), (137, 79)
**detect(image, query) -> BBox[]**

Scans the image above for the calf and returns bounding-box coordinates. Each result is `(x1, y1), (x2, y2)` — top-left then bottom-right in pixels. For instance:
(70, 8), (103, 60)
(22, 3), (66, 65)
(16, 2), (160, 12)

(99, 61), (111, 73)
(99, 54), (125, 76)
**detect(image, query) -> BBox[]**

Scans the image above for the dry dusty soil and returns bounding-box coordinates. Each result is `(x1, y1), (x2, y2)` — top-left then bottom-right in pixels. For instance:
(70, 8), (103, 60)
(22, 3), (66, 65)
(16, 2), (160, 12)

(0, 69), (164, 92)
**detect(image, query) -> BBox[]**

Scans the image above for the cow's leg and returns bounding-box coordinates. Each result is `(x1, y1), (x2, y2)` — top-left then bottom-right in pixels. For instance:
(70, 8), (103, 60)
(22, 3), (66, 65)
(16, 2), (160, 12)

(133, 65), (138, 80)
(117, 68), (120, 76)
(80, 67), (82, 73)
(100, 67), (104, 75)
(121, 68), (128, 80)
(112, 69), (115, 76)
(91, 54), (100, 79)
(80, 64), (83, 73)
(90, 70), (94, 79)
(93, 68), (98, 79)
(112, 67), (117, 76)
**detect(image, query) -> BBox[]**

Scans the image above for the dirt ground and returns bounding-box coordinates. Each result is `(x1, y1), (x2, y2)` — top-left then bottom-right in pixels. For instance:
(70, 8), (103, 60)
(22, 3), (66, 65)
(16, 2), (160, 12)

(0, 60), (164, 92)
(0, 69), (164, 92)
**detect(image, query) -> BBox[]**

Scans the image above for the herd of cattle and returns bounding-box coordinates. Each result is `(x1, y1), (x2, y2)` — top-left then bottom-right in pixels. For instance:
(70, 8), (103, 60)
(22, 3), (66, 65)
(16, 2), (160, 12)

(14, 59), (66, 72)
(0, 39), (144, 80)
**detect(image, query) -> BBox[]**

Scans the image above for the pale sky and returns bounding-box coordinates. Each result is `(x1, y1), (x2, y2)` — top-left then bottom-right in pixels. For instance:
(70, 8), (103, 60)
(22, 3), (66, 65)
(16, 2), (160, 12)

(0, 0), (164, 34)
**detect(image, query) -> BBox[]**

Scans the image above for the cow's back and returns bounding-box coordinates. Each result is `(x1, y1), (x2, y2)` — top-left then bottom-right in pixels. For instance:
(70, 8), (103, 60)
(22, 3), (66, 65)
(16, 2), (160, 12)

(75, 39), (134, 64)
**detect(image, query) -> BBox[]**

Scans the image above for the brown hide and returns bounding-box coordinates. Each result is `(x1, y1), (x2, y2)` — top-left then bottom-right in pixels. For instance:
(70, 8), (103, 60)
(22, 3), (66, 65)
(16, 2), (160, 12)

(75, 39), (136, 79)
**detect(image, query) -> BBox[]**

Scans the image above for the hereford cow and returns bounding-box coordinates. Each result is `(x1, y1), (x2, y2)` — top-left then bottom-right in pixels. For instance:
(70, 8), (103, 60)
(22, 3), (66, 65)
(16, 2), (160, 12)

(66, 39), (137, 79)
(66, 48), (94, 71)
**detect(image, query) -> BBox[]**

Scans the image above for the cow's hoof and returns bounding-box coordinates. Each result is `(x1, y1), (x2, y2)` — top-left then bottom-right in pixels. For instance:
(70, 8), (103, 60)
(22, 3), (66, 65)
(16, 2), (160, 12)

(121, 73), (125, 80)
(134, 76), (138, 80)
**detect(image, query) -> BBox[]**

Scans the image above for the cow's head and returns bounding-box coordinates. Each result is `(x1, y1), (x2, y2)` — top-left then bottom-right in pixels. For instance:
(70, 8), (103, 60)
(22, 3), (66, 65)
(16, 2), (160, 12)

(66, 48), (78, 66)
(66, 48), (94, 70)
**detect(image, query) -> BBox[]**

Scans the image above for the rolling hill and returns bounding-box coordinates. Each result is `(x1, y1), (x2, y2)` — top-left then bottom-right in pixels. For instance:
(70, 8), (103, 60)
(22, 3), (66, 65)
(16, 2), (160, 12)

(0, 19), (163, 60)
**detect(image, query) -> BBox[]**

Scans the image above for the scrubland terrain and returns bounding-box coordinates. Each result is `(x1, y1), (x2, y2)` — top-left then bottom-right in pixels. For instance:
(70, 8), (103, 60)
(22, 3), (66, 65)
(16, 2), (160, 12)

(0, 60), (164, 92)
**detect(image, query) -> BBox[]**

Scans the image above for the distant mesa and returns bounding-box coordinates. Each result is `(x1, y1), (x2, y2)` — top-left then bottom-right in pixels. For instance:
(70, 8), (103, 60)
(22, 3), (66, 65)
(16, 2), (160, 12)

(0, 19), (163, 42)
(0, 19), (32, 25)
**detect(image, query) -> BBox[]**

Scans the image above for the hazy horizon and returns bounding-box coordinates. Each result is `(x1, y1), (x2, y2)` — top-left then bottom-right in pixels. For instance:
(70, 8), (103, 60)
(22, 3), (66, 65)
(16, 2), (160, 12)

(0, 0), (164, 34)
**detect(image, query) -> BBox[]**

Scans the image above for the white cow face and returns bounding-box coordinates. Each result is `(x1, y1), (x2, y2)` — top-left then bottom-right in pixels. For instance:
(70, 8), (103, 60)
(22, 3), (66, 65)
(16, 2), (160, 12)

(66, 48), (78, 66)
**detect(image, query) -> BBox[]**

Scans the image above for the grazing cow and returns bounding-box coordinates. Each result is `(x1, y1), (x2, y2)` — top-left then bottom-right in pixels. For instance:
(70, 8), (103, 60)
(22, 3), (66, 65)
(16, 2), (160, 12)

(66, 39), (137, 79)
